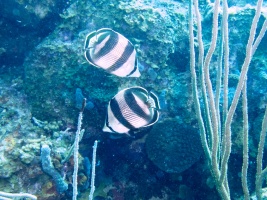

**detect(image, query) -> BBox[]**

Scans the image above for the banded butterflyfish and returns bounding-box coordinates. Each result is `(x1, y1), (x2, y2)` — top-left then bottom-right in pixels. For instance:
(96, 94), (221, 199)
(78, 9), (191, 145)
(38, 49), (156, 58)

(103, 86), (160, 136)
(84, 28), (141, 77)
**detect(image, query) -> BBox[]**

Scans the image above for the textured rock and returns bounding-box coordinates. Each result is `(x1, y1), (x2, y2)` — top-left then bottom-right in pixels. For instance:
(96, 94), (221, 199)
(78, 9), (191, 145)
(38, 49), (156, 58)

(23, 0), (188, 125)
(0, 0), (76, 68)
(0, 76), (72, 198)
(146, 119), (202, 173)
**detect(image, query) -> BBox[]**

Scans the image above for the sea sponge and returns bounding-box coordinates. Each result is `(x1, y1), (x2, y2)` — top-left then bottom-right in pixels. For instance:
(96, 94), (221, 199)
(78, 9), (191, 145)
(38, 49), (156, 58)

(41, 144), (68, 194)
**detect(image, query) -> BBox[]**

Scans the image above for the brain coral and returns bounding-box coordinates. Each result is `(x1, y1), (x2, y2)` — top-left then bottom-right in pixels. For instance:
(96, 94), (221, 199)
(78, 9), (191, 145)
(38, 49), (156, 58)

(145, 119), (202, 173)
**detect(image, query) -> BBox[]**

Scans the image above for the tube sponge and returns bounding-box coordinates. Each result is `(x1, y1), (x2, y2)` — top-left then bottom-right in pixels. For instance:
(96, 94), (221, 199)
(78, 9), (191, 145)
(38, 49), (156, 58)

(41, 144), (68, 194)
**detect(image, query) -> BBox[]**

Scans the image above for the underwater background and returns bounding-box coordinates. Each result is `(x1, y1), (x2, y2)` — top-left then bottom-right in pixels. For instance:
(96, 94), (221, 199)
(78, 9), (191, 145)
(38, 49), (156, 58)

(0, 0), (267, 199)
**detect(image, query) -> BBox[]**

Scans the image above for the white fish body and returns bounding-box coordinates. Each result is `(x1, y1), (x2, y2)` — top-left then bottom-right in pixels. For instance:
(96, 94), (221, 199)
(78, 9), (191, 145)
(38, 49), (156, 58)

(103, 86), (160, 135)
(84, 28), (140, 77)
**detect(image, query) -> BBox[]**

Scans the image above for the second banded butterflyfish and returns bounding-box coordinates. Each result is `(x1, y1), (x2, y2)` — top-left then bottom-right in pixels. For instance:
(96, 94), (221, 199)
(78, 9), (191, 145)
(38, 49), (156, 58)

(103, 86), (160, 135)
(84, 28), (141, 77)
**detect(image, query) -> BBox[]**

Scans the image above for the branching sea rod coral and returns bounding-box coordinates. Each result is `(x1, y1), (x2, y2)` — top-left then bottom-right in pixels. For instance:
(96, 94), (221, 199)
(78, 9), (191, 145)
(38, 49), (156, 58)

(0, 191), (37, 200)
(189, 0), (267, 199)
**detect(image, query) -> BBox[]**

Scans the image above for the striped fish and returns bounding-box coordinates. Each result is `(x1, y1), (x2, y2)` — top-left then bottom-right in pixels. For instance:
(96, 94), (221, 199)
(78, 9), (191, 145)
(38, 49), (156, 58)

(84, 28), (141, 77)
(103, 86), (160, 135)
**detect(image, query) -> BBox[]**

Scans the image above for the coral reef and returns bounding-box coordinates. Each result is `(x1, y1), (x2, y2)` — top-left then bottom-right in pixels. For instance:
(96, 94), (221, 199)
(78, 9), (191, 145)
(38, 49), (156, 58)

(0, 76), (85, 199)
(23, 0), (189, 125)
(0, 0), (266, 199)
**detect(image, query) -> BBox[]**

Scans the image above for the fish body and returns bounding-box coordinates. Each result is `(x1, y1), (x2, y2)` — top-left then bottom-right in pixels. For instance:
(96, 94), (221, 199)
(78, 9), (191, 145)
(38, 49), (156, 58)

(103, 86), (160, 135)
(84, 28), (140, 77)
